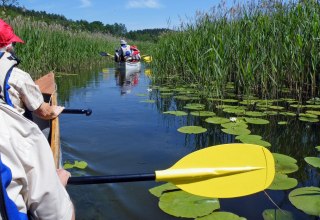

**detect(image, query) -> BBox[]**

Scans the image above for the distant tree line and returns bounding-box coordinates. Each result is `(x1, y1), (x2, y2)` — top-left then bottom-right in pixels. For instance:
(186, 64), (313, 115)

(1, 5), (172, 42)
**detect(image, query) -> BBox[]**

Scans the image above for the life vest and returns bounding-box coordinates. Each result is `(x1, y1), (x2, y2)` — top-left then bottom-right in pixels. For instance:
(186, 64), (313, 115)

(0, 51), (18, 107)
(120, 45), (131, 61)
(129, 45), (141, 62)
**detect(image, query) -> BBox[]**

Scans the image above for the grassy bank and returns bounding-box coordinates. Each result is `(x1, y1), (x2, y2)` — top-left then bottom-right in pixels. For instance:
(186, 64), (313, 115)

(151, 0), (320, 102)
(4, 15), (117, 78)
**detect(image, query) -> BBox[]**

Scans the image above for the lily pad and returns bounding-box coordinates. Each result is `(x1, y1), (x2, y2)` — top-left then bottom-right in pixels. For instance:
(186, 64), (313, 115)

(304, 157), (320, 169)
(221, 127), (251, 136)
(235, 134), (262, 141)
(163, 111), (188, 116)
(316, 146), (320, 152)
(174, 95), (192, 101)
(289, 187), (320, 216)
(280, 112), (296, 117)
(268, 173), (298, 190)
(190, 111), (216, 117)
(178, 126), (207, 134)
(183, 103), (205, 110)
(221, 121), (248, 129)
(236, 135), (271, 147)
(63, 160), (88, 169)
(140, 100), (155, 103)
(245, 117), (270, 125)
(306, 110), (320, 116)
(135, 93), (148, 97)
(196, 211), (245, 220)
(299, 113), (318, 118)
(298, 117), (319, 123)
(262, 209), (294, 220)
(223, 108), (246, 115)
(273, 153), (298, 174)
(149, 183), (178, 197)
(159, 191), (220, 218)
(278, 121), (288, 125)
(205, 117), (230, 124)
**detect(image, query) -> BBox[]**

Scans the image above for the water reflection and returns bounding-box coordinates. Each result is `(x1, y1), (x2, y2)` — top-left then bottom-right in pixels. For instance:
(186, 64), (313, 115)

(115, 65), (141, 95)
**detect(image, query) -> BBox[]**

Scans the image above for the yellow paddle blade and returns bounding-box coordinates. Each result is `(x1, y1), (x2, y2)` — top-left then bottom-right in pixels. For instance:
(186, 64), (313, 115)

(155, 143), (275, 198)
(142, 56), (152, 63)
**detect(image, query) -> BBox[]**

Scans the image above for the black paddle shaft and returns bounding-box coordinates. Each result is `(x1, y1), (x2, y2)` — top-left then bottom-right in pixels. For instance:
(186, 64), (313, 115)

(62, 108), (92, 116)
(68, 173), (155, 185)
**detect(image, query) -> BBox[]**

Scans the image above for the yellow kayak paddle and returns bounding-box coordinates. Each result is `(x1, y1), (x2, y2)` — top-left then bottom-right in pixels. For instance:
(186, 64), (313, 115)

(68, 143), (275, 198)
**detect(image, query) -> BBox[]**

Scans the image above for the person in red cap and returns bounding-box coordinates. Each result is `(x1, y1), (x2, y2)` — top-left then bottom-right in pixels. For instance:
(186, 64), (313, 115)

(0, 18), (65, 120)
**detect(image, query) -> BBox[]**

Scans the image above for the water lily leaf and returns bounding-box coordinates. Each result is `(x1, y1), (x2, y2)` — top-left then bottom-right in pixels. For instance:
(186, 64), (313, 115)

(205, 117), (230, 124)
(268, 173), (298, 190)
(316, 146), (320, 152)
(183, 103), (205, 110)
(273, 153), (298, 174)
(63, 160), (88, 170)
(299, 113), (318, 118)
(221, 121), (248, 129)
(174, 95), (192, 101)
(235, 134), (262, 141)
(221, 99), (238, 103)
(190, 111), (216, 117)
(268, 106), (284, 110)
(236, 135), (271, 147)
(262, 209), (294, 220)
(163, 111), (188, 116)
(264, 111), (278, 116)
(140, 100), (155, 103)
(306, 110), (320, 116)
(223, 108), (246, 115)
(245, 111), (267, 117)
(196, 211), (245, 220)
(135, 93), (148, 97)
(177, 126), (207, 134)
(149, 183), (178, 197)
(159, 87), (173, 92)
(239, 100), (257, 105)
(278, 121), (288, 125)
(304, 157), (320, 168)
(289, 187), (320, 216)
(159, 191), (220, 218)
(280, 112), (296, 117)
(221, 127), (251, 136)
(298, 117), (319, 123)
(160, 92), (174, 97)
(245, 117), (270, 125)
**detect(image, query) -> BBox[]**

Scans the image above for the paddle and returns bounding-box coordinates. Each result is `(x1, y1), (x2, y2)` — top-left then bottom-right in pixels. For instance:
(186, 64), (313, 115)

(62, 108), (92, 116)
(99, 52), (112, 57)
(68, 143), (275, 198)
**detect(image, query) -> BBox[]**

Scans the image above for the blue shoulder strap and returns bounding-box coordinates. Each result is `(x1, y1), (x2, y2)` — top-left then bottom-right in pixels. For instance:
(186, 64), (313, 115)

(0, 52), (16, 107)
(0, 155), (28, 220)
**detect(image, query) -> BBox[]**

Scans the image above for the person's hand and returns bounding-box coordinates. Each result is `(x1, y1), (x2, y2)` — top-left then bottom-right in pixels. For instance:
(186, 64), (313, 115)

(52, 105), (65, 118)
(57, 169), (71, 187)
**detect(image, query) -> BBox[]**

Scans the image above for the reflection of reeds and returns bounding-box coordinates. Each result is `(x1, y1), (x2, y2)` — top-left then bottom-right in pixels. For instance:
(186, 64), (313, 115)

(151, 1), (320, 101)
(5, 16), (118, 78)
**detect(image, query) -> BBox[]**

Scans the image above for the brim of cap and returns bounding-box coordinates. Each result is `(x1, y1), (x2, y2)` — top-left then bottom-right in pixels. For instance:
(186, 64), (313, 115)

(11, 34), (24, 44)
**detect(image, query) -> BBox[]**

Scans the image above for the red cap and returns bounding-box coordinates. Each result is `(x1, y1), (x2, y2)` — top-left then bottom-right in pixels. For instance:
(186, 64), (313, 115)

(0, 19), (24, 48)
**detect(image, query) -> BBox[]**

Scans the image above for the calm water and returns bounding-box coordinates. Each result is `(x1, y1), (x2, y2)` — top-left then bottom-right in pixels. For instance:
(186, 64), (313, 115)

(57, 63), (319, 220)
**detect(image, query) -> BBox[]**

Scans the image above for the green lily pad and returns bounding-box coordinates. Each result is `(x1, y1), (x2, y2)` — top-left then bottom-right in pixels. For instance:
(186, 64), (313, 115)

(278, 121), (288, 125)
(190, 111), (216, 117)
(316, 146), (320, 151)
(262, 209), (294, 220)
(299, 113), (318, 118)
(160, 92), (174, 97)
(221, 121), (248, 129)
(183, 103), (205, 110)
(196, 211), (245, 220)
(268, 106), (284, 110)
(159, 191), (220, 218)
(140, 100), (155, 103)
(174, 95), (192, 101)
(63, 160), (88, 169)
(149, 183), (178, 197)
(205, 117), (230, 124)
(221, 99), (239, 103)
(280, 112), (296, 117)
(298, 117), (319, 122)
(245, 111), (267, 117)
(135, 93), (148, 97)
(163, 111), (188, 116)
(304, 157), (320, 168)
(306, 110), (320, 116)
(236, 135), (271, 147)
(235, 134), (262, 141)
(221, 127), (251, 136)
(245, 117), (270, 125)
(289, 187), (320, 216)
(178, 126), (207, 134)
(264, 111), (278, 116)
(273, 153), (298, 174)
(268, 173), (298, 190)
(223, 108), (246, 115)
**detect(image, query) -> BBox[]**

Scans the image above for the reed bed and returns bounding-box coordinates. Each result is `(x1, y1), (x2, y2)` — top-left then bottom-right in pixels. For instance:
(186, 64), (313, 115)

(5, 16), (118, 78)
(151, 0), (320, 101)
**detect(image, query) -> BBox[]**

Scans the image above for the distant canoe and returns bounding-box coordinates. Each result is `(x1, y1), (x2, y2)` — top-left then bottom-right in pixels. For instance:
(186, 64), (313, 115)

(34, 72), (61, 168)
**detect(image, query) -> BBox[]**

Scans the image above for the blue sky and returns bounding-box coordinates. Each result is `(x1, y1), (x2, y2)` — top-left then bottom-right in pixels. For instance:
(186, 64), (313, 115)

(18, 0), (231, 31)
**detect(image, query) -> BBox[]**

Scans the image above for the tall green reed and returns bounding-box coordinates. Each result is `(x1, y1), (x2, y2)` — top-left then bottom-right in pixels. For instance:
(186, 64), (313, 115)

(151, 0), (320, 101)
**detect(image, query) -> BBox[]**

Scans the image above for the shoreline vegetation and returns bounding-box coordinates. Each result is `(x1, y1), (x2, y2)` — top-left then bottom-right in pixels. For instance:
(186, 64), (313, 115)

(151, 0), (320, 103)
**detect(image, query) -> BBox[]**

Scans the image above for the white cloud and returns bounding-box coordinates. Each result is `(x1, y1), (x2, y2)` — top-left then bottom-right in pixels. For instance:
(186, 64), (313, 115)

(79, 0), (92, 8)
(126, 0), (162, 9)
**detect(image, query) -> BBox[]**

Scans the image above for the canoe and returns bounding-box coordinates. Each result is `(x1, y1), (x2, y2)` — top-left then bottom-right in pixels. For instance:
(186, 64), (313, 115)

(117, 61), (141, 74)
(34, 72), (60, 168)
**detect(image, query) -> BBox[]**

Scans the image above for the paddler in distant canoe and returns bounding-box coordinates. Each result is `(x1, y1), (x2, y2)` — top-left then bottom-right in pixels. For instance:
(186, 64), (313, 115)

(0, 18), (64, 120)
